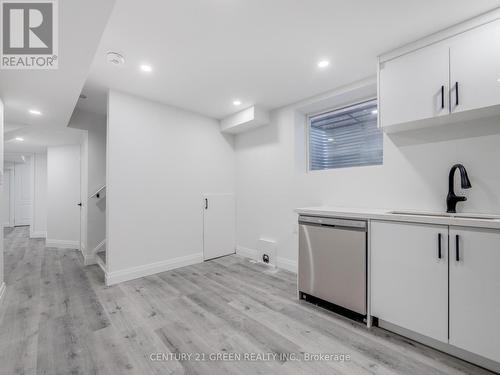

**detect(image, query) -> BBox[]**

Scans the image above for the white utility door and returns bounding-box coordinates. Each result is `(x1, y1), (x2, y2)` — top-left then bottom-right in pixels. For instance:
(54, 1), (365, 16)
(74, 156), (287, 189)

(449, 226), (500, 363)
(14, 160), (33, 226)
(379, 41), (449, 128)
(371, 221), (448, 343)
(203, 194), (235, 260)
(450, 20), (500, 114)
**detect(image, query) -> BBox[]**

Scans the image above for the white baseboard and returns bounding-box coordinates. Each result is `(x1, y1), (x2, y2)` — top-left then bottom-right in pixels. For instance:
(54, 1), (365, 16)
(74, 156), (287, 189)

(106, 252), (203, 286)
(236, 245), (259, 260)
(92, 239), (106, 254)
(45, 239), (79, 249)
(0, 282), (6, 304)
(30, 231), (46, 239)
(277, 257), (297, 273)
(82, 239), (106, 266)
(83, 253), (97, 266)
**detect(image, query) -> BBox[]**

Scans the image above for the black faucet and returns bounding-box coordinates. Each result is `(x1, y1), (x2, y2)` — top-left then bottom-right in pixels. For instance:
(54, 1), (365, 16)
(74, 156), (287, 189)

(447, 164), (472, 213)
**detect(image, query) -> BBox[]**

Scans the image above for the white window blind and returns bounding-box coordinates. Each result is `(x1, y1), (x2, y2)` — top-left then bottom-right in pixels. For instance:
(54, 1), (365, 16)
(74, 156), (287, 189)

(308, 99), (382, 170)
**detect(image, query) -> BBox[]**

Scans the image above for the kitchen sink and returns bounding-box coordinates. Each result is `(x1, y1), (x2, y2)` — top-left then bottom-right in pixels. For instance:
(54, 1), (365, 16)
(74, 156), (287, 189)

(388, 211), (500, 221)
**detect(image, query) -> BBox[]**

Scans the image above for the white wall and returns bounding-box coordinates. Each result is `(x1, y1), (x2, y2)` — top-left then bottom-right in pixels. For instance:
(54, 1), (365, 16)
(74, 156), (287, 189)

(106, 90), (235, 284)
(0, 98), (4, 295)
(234, 79), (500, 271)
(80, 132), (88, 254)
(47, 145), (81, 248)
(70, 108), (107, 263)
(86, 125), (106, 256)
(31, 152), (47, 238)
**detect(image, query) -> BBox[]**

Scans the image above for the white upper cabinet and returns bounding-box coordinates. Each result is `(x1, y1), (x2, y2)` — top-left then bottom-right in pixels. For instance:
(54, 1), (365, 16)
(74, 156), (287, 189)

(379, 16), (500, 133)
(450, 21), (500, 114)
(449, 227), (500, 363)
(379, 43), (449, 130)
(371, 221), (448, 343)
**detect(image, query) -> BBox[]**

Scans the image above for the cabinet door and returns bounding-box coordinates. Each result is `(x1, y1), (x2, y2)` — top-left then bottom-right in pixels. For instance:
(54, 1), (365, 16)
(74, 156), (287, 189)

(371, 221), (448, 342)
(379, 42), (449, 129)
(449, 227), (500, 363)
(450, 20), (500, 114)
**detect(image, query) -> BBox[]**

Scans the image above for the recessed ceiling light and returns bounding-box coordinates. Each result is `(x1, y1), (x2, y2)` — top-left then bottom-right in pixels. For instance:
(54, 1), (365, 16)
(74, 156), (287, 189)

(106, 52), (125, 66)
(15, 137), (24, 141)
(372, 109), (378, 115)
(317, 60), (330, 68)
(29, 109), (42, 116)
(140, 64), (153, 73)
(233, 100), (242, 106)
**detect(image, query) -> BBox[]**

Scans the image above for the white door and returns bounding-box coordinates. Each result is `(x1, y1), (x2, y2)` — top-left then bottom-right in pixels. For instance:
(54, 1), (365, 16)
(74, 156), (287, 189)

(450, 20), (500, 114)
(14, 160), (33, 226)
(2, 169), (14, 227)
(203, 194), (235, 260)
(449, 226), (500, 363)
(379, 41), (449, 128)
(371, 221), (448, 342)
(46, 146), (81, 249)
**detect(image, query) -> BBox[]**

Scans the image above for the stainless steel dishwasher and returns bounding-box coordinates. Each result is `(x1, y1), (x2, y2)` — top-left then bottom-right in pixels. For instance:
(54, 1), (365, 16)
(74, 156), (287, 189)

(298, 215), (367, 315)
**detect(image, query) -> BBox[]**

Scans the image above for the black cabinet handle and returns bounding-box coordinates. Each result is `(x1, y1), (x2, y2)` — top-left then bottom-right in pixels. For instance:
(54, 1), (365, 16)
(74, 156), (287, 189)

(441, 85), (445, 109)
(438, 233), (442, 259)
(205, 198), (208, 210)
(455, 82), (459, 106)
(455, 234), (460, 262)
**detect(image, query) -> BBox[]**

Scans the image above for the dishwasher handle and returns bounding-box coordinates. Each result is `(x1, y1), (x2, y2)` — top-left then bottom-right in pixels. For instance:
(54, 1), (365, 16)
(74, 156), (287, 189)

(298, 215), (366, 230)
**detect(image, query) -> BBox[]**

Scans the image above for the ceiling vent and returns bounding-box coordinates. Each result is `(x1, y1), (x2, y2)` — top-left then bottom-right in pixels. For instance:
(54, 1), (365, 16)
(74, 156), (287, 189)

(106, 52), (125, 66)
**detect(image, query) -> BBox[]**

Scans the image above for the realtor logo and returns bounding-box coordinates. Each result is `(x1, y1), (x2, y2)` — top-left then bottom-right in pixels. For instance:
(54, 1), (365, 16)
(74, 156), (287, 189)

(1, 0), (58, 69)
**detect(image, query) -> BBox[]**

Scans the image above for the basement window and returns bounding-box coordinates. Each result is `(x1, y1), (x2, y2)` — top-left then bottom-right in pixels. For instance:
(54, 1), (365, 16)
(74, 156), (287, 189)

(308, 99), (382, 171)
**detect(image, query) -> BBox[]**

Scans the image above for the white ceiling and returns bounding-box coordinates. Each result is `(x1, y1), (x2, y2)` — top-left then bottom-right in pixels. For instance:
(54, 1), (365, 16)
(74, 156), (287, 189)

(0, 0), (115, 153)
(4, 127), (84, 153)
(80, 0), (500, 119)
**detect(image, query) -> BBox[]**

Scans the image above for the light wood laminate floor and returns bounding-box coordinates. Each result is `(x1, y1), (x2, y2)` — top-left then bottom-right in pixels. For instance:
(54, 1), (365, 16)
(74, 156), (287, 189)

(0, 226), (495, 375)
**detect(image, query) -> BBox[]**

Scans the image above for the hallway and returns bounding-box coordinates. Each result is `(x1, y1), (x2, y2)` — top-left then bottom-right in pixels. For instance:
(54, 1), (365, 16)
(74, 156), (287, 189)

(0, 227), (493, 375)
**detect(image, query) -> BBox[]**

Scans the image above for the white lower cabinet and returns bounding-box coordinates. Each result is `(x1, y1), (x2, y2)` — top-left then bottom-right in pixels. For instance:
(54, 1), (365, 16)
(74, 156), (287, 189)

(449, 227), (500, 363)
(371, 221), (448, 342)
(372, 221), (500, 364)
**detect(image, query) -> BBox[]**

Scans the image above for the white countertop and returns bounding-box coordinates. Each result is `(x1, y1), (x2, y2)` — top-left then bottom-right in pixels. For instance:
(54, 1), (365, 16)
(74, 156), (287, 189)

(295, 206), (500, 230)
